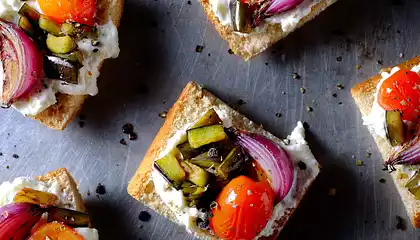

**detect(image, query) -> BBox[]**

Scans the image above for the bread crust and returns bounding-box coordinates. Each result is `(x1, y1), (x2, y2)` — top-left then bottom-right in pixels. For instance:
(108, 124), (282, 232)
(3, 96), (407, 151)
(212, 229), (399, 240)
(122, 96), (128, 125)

(351, 56), (420, 228)
(37, 168), (86, 213)
(30, 0), (124, 130)
(199, 0), (337, 61)
(127, 82), (319, 239)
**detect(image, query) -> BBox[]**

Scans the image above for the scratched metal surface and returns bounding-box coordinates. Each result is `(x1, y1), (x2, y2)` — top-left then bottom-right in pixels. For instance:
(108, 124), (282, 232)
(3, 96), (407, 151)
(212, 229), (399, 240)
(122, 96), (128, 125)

(0, 0), (419, 239)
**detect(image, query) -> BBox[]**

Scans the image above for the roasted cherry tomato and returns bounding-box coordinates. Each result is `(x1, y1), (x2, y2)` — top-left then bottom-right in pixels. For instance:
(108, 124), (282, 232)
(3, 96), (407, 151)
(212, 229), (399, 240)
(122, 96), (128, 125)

(28, 222), (83, 240)
(37, 0), (95, 26)
(378, 69), (420, 122)
(210, 176), (274, 240)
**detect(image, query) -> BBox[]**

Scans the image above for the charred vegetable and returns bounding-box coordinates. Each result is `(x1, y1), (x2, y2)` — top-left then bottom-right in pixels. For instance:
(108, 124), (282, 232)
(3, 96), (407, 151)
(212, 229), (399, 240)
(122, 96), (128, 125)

(187, 125), (227, 148)
(229, 0), (249, 32)
(191, 109), (223, 129)
(53, 51), (83, 64)
(216, 146), (250, 180)
(47, 206), (90, 227)
(385, 110), (405, 147)
(181, 161), (210, 187)
(44, 56), (79, 84)
(18, 16), (34, 36)
(190, 150), (221, 171)
(39, 15), (61, 35)
(155, 153), (186, 185)
(14, 188), (58, 205)
(19, 3), (40, 22)
(386, 130), (420, 171)
(177, 142), (206, 159)
(46, 34), (75, 54)
(405, 172), (420, 199)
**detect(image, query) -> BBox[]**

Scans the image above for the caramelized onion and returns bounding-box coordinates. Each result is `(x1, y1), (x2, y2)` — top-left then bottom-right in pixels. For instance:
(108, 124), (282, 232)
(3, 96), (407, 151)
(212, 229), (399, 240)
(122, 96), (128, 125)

(0, 20), (43, 107)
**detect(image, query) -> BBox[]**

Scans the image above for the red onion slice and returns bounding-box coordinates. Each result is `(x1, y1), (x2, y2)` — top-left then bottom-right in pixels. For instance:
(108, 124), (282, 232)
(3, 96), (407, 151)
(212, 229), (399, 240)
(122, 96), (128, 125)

(386, 132), (420, 171)
(265, 0), (304, 15)
(232, 129), (294, 202)
(0, 20), (43, 107)
(0, 203), (43, 239)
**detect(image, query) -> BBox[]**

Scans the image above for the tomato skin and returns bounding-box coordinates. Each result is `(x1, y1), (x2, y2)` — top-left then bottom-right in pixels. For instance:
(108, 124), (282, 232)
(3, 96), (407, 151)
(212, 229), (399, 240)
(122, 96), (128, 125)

(378, 69), (420, 121)
(28, 222), (83, 240)
(37, 0), (96, 26)
(210, 176), (274, 240)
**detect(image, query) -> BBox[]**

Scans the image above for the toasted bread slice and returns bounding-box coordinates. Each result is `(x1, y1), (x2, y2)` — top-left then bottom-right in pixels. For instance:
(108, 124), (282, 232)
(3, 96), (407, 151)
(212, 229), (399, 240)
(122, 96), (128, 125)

(29, 0), (124, 130)
(128, 81), (320, 239)
(36, 168), (86, 212)
(351, 56), (420, 228)
(199, 0), (337, 61)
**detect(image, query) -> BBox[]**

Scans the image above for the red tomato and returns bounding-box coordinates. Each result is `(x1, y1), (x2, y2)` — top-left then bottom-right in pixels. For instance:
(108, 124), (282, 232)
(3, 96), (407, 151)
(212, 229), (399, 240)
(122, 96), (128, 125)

(210, 176), (274, 240)
(378, 69), (420, 121)
(28, 222), (83, 240)
(37, 0), (96, 26)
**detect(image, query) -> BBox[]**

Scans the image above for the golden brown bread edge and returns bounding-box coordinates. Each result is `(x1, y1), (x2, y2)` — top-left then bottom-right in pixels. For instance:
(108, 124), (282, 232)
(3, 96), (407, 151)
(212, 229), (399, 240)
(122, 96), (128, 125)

(351, 56), (420, 228)
(36, 168), (86, 213)
(199, 0), (338, 61)
(31, 0), (124, 130)
(127, 81), (319, 239)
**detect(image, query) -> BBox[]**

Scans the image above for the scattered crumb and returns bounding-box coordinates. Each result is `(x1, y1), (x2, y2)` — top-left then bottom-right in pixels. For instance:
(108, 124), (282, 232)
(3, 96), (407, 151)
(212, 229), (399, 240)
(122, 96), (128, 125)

(300, 87), (306, 94)
(120, 139), (127, 146)
(195, 45), (204, 53)
(338, 102), (343, 105)
(12, 154), (19, 159)
(159, 111), (167, 119)
(292, 73), (301, 79)
(336, 56), (342, 62)
(306, 106), (313, 112)
(332, 93), (337, 98)
(356, 64), (361, 70)
(86, 190), (91, 196)
(95, 184), (106, 195)
(399, 53), (404, 58)
(275, 113), (282, 118)
(328, 188), (337, 196)
(356, 160), (364, 166)
(5, 165), (9, 169)
(228, 49), (234, 54)
(379, 178), (386, 183)
(187, 0), (191, 4)
(265, 62), (268, 66)
(377, 60), (383, 65)
(336, 83), (344, 89)
(396, 215), (405, 230)
(282, 91), (286, 95)
(366, 152), (372, 158)
(129, 132), (138, 141)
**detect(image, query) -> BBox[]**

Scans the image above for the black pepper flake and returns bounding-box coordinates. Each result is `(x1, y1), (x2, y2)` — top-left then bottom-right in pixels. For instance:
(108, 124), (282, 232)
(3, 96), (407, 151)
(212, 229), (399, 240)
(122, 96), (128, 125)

(265, 62), (268, 66)
(379, 178), (386, 183)
(292, 73), (300, 79)
(120, 138), (127, 146)
(332, 93), (337, 98)
(195, 45), (204, 53)
(159, 111), (167, 119)
(208, 53), (211, 57)
(78, 121), (85, 128)
(138, 211), (152, 222)
(306, 106), (313, 112)
(122, 123), (134, 134)
(377, 60), (383, 65)
(336, 56), (342, 62)
(237, 99), (246, 105)
(300, 88), (306, 94)
(396, 215), (405, 230)
(338, 102), (343, 105)
(187, 0), (191, 4)
(275, 113), (282, 118)
(95, 183), (106, 195)
(228, 49), (234, 54)
(336, 83), (344, 89)
(298, 161), (307, 170)
(129, 132), (138, 141)
(12, 154), (19, 159)
(0, 152), (3, 156)
(93, 48), (99, 53)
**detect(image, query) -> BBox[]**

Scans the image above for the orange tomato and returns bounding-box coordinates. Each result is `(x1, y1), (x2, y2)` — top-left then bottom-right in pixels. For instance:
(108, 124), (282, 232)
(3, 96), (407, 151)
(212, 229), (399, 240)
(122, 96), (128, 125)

(37, 0), (96, 26)
(210, 176), (274, 240)
(28, 222), (83, 240)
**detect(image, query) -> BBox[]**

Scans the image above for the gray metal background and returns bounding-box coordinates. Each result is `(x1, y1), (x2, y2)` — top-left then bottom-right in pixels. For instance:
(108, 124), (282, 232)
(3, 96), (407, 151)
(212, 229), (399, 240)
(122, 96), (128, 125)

(0, 0), (419, 239)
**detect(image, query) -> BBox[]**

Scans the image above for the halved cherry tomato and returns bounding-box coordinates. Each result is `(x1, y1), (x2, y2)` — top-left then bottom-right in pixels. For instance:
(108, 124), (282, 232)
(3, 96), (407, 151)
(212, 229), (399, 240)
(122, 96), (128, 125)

(378, 69), (420, 122)
(37, 0), (96, 26)
(210, 176), (274, 240)
(28, 222), (83, 240)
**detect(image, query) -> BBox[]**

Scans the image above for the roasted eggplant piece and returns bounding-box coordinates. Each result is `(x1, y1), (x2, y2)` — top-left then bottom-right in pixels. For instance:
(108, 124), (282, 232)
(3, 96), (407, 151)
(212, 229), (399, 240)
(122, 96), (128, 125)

(405, 171), (420, 199)
(181, 161), (210, 187)
(177, 142), (205, 159)
(385, 110), (404, 147)
(44, 56), (79, 84)
(190, 109), (223, 129)
(39, 15), (61, 36)
(19, 3), (40, 22)
(155, 153), (186, 185)
(60, 23), (75, 35)
(217, 146), (250, 180)
(229, 0), (249, 32)
(47, 206), (90, 227)
(187, 125), (227, 148)
(46, 34), (76, 54)
(190, 150), (221, 172)
(18, 16), (34, 36)
(53, 51), (83, 64)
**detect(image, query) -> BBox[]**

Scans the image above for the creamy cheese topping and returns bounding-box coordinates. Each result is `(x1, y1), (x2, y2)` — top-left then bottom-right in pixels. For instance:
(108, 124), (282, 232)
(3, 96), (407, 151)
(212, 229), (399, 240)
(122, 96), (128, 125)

(209, 0), (319, 33)
(0, 0), (120, 116)
(0, 177), (98, 240)
(152, 121), (319, 238)
(363, 64), (420, 140)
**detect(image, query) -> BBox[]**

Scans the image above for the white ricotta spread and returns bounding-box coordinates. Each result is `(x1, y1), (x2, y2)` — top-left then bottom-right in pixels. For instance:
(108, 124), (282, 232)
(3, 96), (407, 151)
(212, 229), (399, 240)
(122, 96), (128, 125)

(0, 0), (120, 116)
(363, 64), (420, 140)
(152, 120), (319, 238)
(208, 0), (319, 33)
(0, 177), (98, 240)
